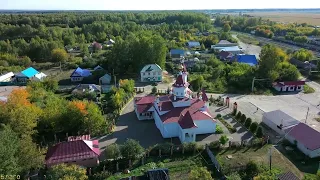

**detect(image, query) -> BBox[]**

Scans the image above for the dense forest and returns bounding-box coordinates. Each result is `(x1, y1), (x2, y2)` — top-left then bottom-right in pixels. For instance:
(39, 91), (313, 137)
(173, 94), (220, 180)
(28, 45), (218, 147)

(214, 14), (320, 42)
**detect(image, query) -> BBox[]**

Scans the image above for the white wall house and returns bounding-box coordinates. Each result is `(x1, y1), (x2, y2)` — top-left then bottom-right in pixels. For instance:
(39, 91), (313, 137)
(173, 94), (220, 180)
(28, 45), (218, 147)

(0, 72), (14, 82)
(262, 110), (300, 135)
(273, 81), (305, 92)
(31, 72), (47, 81)
(134, 63), (216, 143)
(140, 64), (162, 82)
(286, 123), (320, 158)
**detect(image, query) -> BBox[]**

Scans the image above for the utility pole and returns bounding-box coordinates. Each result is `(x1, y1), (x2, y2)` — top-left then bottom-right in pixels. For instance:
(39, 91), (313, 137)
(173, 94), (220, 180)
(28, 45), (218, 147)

(305, 107), (310, 124)
(251, 77), (269, 92)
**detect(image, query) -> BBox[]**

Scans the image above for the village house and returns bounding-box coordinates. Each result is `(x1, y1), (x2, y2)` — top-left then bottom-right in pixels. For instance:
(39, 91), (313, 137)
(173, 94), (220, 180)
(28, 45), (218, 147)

(218, 51), (233, 61)
(99, 73), (112, 93)
(170, 49), (186, 61)
(0, 72), (14, 83)
(15, 67), (39, 83)
(71, 84), (101, 95)
(213, 46), (242, 55)
(134, 63), (216, 143)
(89, 41), (103, 52)
(31, 72), (47, 81)
(211, 40), (238, 48)
(272, 81), (305, 92)
(286, 123), (320, 158)
(70, 67), (92, 82)
(45, 135), (100, 167)
(93, 65), (104, 71)
(186, 41), (201, 49)
(140, 64), (162, 82)
(262, 110), (300, 136)
(234, 54), (258, 66)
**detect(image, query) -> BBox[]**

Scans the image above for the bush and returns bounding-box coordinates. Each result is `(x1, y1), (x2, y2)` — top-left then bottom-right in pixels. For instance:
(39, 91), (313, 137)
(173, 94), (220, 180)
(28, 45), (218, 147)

(240, 114), (247, 124)
(236, 111), (242, 119)
(183, 142), (198, 153)
(245, 161), (259, 179)
(304, 85), (315, 94)
(120, 139), (144, 159)
(232, 108), (237, 116)
(217, 117), (236, 134)
(209, 141), (220, 149)
(189, 167), (212, 180)
(250, 122), (258, 133)
(245, 118), (252, 128)
(216, 125), (223, 134)
(105, 143), (121, 160)
(219, 135), (229, 145)
(256, 127), (263, 138)
(216, 114), (222, 118)
(151, 86), (157, 94)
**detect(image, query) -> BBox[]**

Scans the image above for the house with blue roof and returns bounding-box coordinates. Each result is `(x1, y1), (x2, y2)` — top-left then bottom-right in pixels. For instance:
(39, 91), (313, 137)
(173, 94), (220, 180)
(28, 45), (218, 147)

(15, 67), (39, 83)
(70, 67), (92, 82)
(170, 49), (186, 60)
(235, 55), (258, 66)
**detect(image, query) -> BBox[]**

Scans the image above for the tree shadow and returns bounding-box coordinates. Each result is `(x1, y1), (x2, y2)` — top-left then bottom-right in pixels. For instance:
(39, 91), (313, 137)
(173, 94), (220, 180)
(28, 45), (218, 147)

(242, 147), (251, 153)
(215, 106), (229, 112)
(219, 148), (230, 155)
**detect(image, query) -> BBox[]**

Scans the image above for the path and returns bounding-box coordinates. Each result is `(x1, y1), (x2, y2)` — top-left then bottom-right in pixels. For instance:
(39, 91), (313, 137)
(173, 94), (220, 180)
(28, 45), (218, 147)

(232, 34), (261, 59)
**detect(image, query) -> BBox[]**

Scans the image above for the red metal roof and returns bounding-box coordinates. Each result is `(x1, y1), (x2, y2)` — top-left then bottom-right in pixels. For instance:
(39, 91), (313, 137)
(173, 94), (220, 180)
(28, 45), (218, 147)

(135, 96), (155, 105)
(136, 104), (153, 113)
(68, 135), (91, 141)
(45, 140), (100, 166)
(276, 81), (305, 86)
(201, 89), (209, 102)
(288, 123), (320, 151)
(178, 111), (197, 129)
(158, 97), (214, 124)
(158, 101), (174, 111)
(219, 51), (232, 58)
(172, 75), (186, 87)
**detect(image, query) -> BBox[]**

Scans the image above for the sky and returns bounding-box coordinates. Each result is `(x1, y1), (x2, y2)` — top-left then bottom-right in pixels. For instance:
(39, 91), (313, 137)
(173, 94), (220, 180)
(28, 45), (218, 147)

(1, 0), (320, 10)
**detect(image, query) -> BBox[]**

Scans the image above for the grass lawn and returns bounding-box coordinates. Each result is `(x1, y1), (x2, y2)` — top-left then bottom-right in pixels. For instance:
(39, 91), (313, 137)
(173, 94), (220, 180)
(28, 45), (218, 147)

(107, 152), (216, 180)
(237, 34), (260, 45)
(215, 145), (304, 178)
(42, 67), (74, 85)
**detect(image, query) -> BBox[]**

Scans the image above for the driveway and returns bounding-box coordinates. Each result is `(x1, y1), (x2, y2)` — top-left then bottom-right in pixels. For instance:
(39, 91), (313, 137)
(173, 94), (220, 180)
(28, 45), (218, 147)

(98, 99), (166, 150)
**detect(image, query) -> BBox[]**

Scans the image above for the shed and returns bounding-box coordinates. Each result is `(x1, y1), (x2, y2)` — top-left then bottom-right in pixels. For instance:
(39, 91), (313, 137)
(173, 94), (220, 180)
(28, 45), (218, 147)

(187, 41), (201, 48)
(0, 72), (14, 82)
(99, 73), (112, 85)
(32, 72), (47, 81)
(262, 110), (300, 135)
(236, 55), (258, 66)
(286, 123), (320, 158)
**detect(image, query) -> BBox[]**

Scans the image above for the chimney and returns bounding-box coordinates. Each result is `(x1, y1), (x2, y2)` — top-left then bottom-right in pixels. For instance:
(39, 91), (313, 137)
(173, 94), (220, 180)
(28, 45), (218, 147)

(156, 95), (160, 104)
(159, 105), (162, 111)
(199, 92), (202, 100)
(174, 95), (176, 101)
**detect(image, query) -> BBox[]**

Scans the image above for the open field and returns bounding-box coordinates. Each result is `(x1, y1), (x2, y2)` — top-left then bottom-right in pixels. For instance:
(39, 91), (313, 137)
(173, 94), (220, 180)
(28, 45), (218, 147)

(247, 12), (320, 26)
(216, 145), (304, 178)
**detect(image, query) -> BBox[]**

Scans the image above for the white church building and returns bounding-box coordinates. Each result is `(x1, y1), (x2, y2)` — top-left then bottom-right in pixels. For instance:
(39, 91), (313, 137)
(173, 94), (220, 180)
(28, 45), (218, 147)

(134, 64), (216, 143)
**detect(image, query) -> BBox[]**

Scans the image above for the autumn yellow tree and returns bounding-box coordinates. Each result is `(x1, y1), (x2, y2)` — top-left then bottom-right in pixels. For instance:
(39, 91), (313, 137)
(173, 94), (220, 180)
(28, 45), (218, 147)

(51, 48), (68, 62)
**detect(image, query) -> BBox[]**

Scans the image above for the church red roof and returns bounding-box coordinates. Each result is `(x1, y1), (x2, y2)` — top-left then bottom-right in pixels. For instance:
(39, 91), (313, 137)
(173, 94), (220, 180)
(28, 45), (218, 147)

(178, 111), (197, 129)
(172, 75), (185, 87)
(136, 104), (153, 113)
(201, 88), (209, 102)
(135, 96), (155, 105)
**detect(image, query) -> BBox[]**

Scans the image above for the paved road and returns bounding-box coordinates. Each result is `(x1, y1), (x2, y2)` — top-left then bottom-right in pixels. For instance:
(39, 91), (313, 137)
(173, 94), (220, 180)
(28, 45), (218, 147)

(98, 99), (167, 150)
(232, 34), (261, 59)
(208, 92), (320, 132)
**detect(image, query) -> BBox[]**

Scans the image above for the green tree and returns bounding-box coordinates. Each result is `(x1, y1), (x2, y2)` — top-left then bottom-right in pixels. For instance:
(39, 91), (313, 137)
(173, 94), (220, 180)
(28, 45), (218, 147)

(84, 102), (108, 136)
(191, 75), (205, 92)
(47, 164), (88, 180)
(43, 78), (59, 92)
(152, 86), (157, 94)
(200, 43), (206, 51)
(293, 48), (314, 62)
(245, 161), (259, 179)
(240, 114), (247, 124)
(219, 135), (229, 145)
(105, 143), (121, 160)
(51, 48), (68, 62)
(256, 126), (263, 138)
(120, 139), (144, 159)
(223, 23), (231, 32)
(0, 125), (20, 175)
(189, 167), (212, 180)
(259, 45), (288, 81)
(119, 79), (135, 94)
(250, 122), (258, 133)
(236, 111), (242, 119)
(278, 62), (300, 81)
(245, 118), (252, 128)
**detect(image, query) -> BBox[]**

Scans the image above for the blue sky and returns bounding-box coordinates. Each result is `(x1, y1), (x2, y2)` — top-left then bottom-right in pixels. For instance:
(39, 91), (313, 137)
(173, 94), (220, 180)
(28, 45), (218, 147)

(1, 0), (319, 10)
